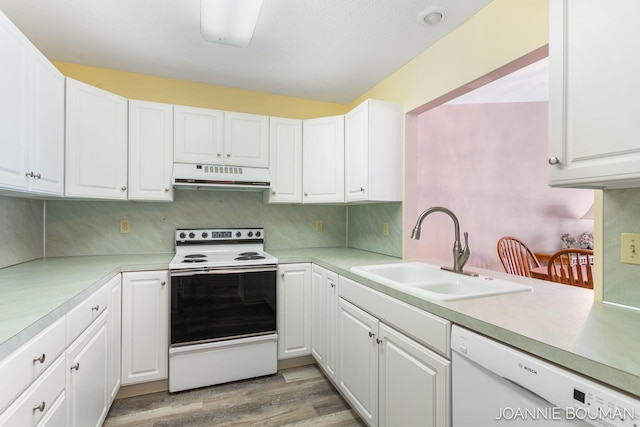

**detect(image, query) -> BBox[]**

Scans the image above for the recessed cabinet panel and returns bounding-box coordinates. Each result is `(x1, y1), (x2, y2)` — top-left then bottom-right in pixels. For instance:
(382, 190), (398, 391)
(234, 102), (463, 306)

(277, 264), (311, 359)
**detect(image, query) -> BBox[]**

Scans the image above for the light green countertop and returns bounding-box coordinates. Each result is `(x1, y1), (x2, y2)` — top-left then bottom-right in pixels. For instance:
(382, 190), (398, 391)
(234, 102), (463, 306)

(1, 248), (638, 398)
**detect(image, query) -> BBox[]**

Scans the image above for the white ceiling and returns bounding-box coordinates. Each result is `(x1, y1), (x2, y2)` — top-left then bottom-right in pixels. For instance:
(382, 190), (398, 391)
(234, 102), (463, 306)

(0, 0), (493, 104)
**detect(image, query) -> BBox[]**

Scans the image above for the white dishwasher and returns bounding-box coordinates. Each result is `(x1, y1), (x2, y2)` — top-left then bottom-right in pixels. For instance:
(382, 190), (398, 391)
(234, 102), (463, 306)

(451, 325), (639, 426)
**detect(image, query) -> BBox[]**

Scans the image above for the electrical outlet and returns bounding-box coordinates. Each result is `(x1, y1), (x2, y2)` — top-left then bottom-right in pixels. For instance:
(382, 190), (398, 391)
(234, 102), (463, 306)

(621, 233), (640, 264)
(120, 219), (130, 234)
(383, 221), (389, 236)
(315, 220), (323, 232)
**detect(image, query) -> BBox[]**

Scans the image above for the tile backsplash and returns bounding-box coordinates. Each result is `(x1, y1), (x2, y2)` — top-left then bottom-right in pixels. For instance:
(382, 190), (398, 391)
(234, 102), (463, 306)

(0, 196), (44, 269)
(45, 190), (348, 256)
(603, 189), (640, 310)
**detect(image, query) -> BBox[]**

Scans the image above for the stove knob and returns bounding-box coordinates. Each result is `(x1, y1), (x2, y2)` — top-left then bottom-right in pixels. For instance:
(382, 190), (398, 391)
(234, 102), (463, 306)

(189, 232), (195, 239)
(236, 231), (242, 238)
(179, 232), (186, 239)
(255, 231), (261, 237)
(201, 232), (208, 238)
(247, 231), (253, 237)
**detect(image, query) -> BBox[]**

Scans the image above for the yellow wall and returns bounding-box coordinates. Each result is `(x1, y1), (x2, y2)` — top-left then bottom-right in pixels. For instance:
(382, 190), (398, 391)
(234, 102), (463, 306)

(52, 62), (348, 120)
(349, 0), (549, 111)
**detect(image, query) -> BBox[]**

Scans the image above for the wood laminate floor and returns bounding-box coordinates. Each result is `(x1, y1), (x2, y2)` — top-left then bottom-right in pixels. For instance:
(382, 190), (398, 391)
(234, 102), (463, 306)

(104, 365), (366, 427)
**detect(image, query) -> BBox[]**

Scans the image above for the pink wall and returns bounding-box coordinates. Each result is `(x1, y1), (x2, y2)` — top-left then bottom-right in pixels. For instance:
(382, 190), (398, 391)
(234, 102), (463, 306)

(404, 102), (594, 273)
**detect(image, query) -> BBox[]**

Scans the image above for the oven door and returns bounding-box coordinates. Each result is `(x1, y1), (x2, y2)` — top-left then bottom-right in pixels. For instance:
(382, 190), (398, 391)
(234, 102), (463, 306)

(170, 266), (277, 347)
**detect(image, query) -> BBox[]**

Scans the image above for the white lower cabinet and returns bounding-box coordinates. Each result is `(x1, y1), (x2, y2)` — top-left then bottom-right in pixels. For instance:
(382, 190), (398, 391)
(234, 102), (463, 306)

(310, 264), (339, 381)
(337, 275), (451, 427)
(66, 310), (110, 427)
(121, 270), (169, 385)
(277, 263), (311, 359)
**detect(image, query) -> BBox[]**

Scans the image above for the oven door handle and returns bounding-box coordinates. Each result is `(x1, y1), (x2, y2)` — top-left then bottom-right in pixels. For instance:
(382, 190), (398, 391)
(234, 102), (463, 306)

(170, 265), (278, 276)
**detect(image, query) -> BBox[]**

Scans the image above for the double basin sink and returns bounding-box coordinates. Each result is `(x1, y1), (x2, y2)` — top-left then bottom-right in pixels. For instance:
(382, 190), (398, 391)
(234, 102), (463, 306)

(350, 262), (532, 301)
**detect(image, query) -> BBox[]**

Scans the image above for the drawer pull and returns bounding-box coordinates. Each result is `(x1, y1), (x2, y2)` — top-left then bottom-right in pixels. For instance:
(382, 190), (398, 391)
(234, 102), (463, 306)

(70, 362), (80, 371)
(33, 353), (46, 364)
(32, 401), (46, 413)
(91, 304), (100, 312)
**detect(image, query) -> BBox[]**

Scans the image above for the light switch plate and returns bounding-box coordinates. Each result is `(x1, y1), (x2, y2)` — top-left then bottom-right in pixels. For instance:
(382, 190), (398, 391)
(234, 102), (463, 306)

(620, 233), (640, 264)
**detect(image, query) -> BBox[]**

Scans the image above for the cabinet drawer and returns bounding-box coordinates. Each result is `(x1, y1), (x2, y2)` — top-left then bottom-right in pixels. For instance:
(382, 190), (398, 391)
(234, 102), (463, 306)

(66, 283), (109, 345)
(339, 275), (451, 358)
(0, 354), (65, 427)
(0, 316), (65, 413)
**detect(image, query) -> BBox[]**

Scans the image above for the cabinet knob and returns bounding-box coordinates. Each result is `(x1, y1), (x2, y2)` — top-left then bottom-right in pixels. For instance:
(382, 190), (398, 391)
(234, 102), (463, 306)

(368, 331), (374, 338)
(330, 282), (335, 288)
(217, 153), (222, 157)
(360, 187), (365, 192)
(376, 338), (382, 344)
(161, 281), (166, 286)
(226, 154), (231, 158)
(33, 353), (46, 364)
(164, 188), (170, 192)
(91, 304), (100, 312)
(272, 191), (276, 195)
(121, 186), (127, 191)
(304, 192), (308, 197)
(280, 273), (285, 279)
(32, 402), (46, 413)
(70, 362), (80, 371)
(548, 156), (561, 165)
(34, 173), (41, 179)
(25, 171), (32, 177)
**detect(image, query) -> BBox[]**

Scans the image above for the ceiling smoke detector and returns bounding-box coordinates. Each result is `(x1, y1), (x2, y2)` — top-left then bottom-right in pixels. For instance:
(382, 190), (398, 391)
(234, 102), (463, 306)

(417, 6), (446, 26)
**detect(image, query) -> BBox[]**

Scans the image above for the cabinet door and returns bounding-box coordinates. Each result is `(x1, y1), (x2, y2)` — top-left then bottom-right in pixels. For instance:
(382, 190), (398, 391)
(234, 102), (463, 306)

(121, 271), (168, 385)
(337, 298), (378, 426)
(0, 10), (30, 191)
(107, 274), (122, 403)
(549, 1), (640, 188)
(311, 264), (339, 381)
(66, 311), (109, 427)
(65, 78), (128, 199)
(277, 263), (311, 359)
(345, 99), (402, 202)
(128, 100), (174, 201)
(345, 100), (368, 201)
(378, 323), (450, 427)
(224, 112), (269, 167)
(30, 49), (64, 195)
(174, 105), (224, 164)
(302, 115), (345, 203)
(265, 117), (302, 203)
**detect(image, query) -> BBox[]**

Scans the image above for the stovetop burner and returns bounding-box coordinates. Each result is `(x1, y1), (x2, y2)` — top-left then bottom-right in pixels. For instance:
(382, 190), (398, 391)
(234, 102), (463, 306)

(235, 255), (266, 261)
(182, 258), (207, 263)
(184, 254), (207, 259)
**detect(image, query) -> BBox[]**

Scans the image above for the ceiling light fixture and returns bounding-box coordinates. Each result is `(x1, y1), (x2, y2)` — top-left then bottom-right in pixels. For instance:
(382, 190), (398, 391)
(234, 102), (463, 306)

(416, 6), (446, 26)
(201, 0), (263, 48)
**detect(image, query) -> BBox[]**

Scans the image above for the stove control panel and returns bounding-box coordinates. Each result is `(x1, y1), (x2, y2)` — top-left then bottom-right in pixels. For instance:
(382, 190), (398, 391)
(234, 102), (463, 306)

(176, 228), (264, 243)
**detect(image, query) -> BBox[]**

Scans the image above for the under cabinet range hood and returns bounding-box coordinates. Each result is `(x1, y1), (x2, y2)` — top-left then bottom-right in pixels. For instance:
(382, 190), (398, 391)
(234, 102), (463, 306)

(172, 163), (271, 190)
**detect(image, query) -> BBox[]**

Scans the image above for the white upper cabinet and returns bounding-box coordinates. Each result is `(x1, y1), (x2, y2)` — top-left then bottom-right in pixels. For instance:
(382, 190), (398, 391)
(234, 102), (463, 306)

(345, 99), (402, 202)
(174, 105), (224, 164)
(265, 117), (303, 203)
(128, 100), (174, 201)
(65, 78), (128, 199)
(302, 115), (345, 203)
(174, 107), (269, 167)
(0, 10), (64, 196)
(549, 0), (640, 188)
(224, 111), (269, 167)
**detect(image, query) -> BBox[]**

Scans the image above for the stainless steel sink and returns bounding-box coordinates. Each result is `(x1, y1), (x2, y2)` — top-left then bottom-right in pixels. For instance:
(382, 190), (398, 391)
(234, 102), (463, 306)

(350, 262), (532, 301)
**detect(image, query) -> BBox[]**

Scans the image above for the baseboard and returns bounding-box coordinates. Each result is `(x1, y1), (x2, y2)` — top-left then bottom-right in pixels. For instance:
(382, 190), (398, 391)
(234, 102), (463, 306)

(277, 355), (315, 370)
(115, 379), (169, 399)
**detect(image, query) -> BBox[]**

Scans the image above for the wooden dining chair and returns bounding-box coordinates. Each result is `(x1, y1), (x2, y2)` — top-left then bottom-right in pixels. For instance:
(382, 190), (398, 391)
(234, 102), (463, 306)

(547, 249), (594, 289)
(497, 236), (541, 277)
